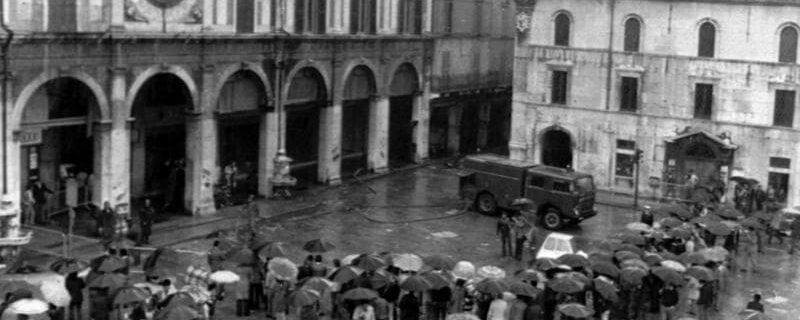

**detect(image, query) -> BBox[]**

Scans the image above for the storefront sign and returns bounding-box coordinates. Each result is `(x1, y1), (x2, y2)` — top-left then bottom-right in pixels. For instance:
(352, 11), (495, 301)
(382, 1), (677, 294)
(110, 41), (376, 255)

(16, 129), (42, 146)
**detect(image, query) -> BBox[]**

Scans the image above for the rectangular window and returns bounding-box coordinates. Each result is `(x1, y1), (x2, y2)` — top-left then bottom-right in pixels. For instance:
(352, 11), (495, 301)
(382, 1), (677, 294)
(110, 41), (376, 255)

(620, 77), (639, 112)
(551, 70), (568, 104)
(694, 83), (713, 119)
(770, 157), (791, 169)
(444, 0), (453, 33)
(615, 139), (636, 188)
(774, 90), (796, 127)
(553, 181), (570, 193)
(529, 176), (546, 188)
(768, 157), (790, 204)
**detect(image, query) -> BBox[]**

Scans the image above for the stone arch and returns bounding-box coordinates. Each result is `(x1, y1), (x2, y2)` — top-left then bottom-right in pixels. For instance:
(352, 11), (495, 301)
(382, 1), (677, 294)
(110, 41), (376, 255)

(385, 59), (422, 94)
(210, 62), (272, 111)
(776, 22), (799, 62)
(339, 58), (381, 97)
(124, 65), (200, 117)
(387, 62), (421, 96)
(282, 60), (331, 103)
(342, 64), (378, 99)
(539, 125), (575, 168)
(11, 71), (110, 130)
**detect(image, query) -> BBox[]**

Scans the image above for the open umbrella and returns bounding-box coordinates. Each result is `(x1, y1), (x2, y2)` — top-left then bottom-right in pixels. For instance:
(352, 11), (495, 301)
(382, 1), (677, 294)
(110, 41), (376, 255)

(652, 267), (685, 286)
(424, 254), (457, 270)
(739, 310), (771, 320)
(392, 253), (423, 272)
(6, 298), (49, 315)
(422, 272), (451, 289)
(614, 251), (640, 262)
(704, 221), (732, 236)
(302, 276), (335, 293)
(698, 247), (728, 262)
(620, 267), (647, 287)
(621, 234), (646, 246)
(547, 277), (583, 294)
(329, 265), (364, 283)
(162, 292), (197, 310)
(621, 259), (649, 272)
(658, 251), (679, 261)
(662, 204), (693, 220)
(227, 247), (256, 266)
(105, 238), (137, 251)
(514, 269), (543, 282)
(154, 303), (200, 320)
(509, 281), (540, 298)
(180, 285), (211, 304)
(625, 222), (652, 232)
(475, 278), (511, 295)
(446, 313), (481, 320)
(716, 206), (744, 220)
(643, 253), (663, 266)
(400, 275), (433, 291)
(590, 261), (620, 278)
(659, 217), (684, 229)
(342, 288), (378, 300)
(356, 254), (386, 271)
(687, 266), (715, 281)
(452, 261), (476, 280)
(50, 258), (89, 275)
(667, 227), (692, 240)
(91, 255), (128, 273)
(209, 270), (240, 284)
(369, 270), (396, 289)
(534, 258), (561, 271)
(588, 251), (613, 263)
(680, 252), (708, 266)
(592, 278), (618, 303)
(289, 288), (321, 307)
(557, 254), (590, 269)
(560, 272), (591, 286)
(303, 239), (336, 253)
(257, 242), (288, 260)
(558, 303), (593, 318)
(268, 257), (299, 281)
(87, 272), (127, 289)
(477, 266), (506, 280)
(660, 260), (686, 273)
(111, 286), (149, 306)
(144, 248), (209, 279)
(741, 217), (766, 230)
(342, 254), (361, 266)
(618, 244), (644, 256)
(0, 273), (71, 308)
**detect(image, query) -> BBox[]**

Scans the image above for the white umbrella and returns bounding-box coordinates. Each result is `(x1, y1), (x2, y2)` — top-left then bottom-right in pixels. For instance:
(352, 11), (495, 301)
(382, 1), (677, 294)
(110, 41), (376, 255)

(661, 260), (687, 273)
(452, 261), (476, 280)
(392, 253), (423, 272)
(7, 298), (49, 315)
(342, 254), (361, 266)
(209, 270), (240, 284)
(268, 257), (299, 281)
(476, 266), (506, 280)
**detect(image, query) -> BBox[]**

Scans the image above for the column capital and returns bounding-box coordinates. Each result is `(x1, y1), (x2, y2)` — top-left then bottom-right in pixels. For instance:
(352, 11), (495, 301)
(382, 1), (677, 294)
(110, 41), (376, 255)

(200, 64), (216, 73)
(108, 66), (128, 75)
(369, 94), (387, 102)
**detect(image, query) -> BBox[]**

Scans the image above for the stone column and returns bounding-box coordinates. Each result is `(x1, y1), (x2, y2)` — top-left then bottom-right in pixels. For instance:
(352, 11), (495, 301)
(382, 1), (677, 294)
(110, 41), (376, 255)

(327, 0), (346, 34)
(92, 122), (111, 206)
(367, 95), (389, 173)
(422, 0), (433, 34)
(447, 103), (462, 156)
(109, 0), (125, 29)
(104, 67), (131, 208)
(318, 100), (342, 185)
(509, 99), (530, 161)
(285, 0), (296, 33)
(184, 66), (218, 216)
(2, 76), (21, 213)
(412, 90), (429, 162)
(258, 110), (280, 196)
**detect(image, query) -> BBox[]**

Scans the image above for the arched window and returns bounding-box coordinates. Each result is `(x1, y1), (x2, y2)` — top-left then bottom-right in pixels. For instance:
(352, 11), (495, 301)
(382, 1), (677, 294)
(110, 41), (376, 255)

(623, 18), (641, 52)
(698, 21), (716, 58)
(779, 26), (798, 63)
(554, 13), (571, 46)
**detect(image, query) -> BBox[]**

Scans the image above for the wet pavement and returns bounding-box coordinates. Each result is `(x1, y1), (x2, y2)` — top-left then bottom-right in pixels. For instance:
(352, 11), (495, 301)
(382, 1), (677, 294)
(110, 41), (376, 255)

(22, 164), (800, 320)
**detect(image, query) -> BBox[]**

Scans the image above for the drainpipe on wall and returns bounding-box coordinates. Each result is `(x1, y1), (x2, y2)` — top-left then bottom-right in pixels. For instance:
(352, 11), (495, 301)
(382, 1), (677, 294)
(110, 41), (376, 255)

(604, 0), (615, 111)
(0, 0), (14, 195)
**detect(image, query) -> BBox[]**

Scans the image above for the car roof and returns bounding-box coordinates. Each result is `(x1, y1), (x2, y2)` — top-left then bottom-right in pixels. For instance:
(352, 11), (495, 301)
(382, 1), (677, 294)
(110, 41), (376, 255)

(544, 232), (574, 241)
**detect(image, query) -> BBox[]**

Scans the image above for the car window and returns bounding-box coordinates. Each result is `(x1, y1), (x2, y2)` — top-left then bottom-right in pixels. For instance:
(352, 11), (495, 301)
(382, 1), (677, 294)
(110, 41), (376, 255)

(553, 180), (571, 193)
(575, 177), (594, 194)
(529, 176), (546, 188)
(543, 238), (556, 250)
(556, 240), (570, 252)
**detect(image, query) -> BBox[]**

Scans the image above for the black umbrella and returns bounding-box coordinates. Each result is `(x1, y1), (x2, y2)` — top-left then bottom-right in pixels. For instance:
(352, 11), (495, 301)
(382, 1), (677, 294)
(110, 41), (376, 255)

(687, 266), (715, 281)
(356, 254), (387, 272)
(303, 239), (336, 253)
(475, 278), (511, 295)
(547, 277), (583, 294)
(342, 288), (378, 300)
(592, 278), (618, 303)
(50, 258), (89, 275)
(91, 255), (128, 273)
(509, 281), (540, 298)
(651, 267), (684, 286)
(557, 254), (590, 269)
(400, 275), (433, 292)
(421, 271), (451, 290)
(590, 261), (620, 278)
(704, 221), (733, 236)
(423, 254), (456, 270)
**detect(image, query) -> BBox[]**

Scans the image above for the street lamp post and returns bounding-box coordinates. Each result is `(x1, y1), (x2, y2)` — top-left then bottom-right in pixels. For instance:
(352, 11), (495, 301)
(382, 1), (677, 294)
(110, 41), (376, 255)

(634, 148), (644, 208)
(270, 55), (297, 196)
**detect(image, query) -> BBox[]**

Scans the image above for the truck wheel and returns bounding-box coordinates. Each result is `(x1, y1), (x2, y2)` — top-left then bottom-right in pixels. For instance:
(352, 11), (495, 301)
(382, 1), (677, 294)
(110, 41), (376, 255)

(475, 193), (497, 215)
(542, 208), (564, 230)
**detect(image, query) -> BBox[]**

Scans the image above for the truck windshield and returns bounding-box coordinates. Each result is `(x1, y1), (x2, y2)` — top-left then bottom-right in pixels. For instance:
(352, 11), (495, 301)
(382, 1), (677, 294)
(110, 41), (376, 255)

(574, 177), (595, 194)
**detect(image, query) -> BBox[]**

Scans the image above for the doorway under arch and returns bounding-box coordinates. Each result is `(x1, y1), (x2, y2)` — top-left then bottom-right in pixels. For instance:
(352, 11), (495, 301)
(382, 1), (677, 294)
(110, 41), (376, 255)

(285, 67), (327, 184)
(341, 65), (376, 177)
(388, 63), (419, 166)
(541, 129), (573, 168)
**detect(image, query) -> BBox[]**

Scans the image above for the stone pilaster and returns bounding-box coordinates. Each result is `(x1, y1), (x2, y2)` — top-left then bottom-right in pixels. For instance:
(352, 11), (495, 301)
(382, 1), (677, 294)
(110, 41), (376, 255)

(447, 103), (462, 156)
(2, 75), (21, 213)
(285, 0), (296, 33)
(422, 0), (433, 34)
(103, 67), (130, 208)
(259, 111), (280, 196)
(318, 100), (342, 185)
(327, 0), (346, 34)
(185, 66), (218, 216)
(412, 89), (429, 163)
(368, 95), (389, 173)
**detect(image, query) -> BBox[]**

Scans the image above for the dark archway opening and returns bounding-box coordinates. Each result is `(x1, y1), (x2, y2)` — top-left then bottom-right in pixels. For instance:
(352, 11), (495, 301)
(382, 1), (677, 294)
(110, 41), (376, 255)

(388, 63), (419, 167)
(286, 67), (327, 184)
(131, 73), (192, 215)
(341, 66), (374, 177)
(541, 129), (572, 168)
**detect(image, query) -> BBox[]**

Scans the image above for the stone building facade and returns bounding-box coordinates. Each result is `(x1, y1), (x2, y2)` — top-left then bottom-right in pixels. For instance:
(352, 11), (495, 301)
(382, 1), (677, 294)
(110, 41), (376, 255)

(0, 0), (440, 217)
(512, 0), (800, 206)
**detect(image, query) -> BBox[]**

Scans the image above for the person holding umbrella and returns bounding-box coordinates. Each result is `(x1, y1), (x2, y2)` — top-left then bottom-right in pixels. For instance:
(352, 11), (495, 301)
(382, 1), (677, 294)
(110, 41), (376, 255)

(486, 293), (509, 320)
(398, 292), (420, 320)
(353, 299), (376, 320)
(65, 271), (85, 320)
(497, 213), (513, 257)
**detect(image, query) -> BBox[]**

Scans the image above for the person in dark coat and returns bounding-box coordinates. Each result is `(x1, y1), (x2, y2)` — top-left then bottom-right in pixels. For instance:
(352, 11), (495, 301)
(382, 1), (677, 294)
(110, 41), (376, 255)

(497, 213), (512, 257)
(746, 294), (765, 313)
(139, 198), (155, 245)
(31, 179), (53, 224)
(522, 296), (542, 320)
(399, 292), (420, 320)
(696, 280), (714, 320)
(429, 284), (451, 320)
(640, 205), (654, 226)
(65, 272), (85, 320)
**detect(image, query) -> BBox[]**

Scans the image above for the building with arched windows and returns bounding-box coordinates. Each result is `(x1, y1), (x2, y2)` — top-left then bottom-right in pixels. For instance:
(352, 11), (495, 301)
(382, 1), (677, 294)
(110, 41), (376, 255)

(513, 0), (800, 207)
(0, 0), (514, 224)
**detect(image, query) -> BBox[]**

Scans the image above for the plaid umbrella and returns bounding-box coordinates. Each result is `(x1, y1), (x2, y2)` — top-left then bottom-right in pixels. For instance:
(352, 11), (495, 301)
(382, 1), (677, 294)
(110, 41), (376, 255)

(652, 266), (685, 286)
(268, 257), (299, 281)
(558, 303), (593, 318)
(592, 278), (618, 303)
(257, 242), (288, 260)
(289, 288), (321, 307)
(329, 266), (363, 283)
(557, 254), (590, 269)
(303, 239), (336, 253)
(424, 254), (457, 270)
(50, 258), (88, 275)
(475, 278), (511, 295)
(400, 275), (433, 291)
(111, 286), (149, 306)
(687, 266), (715, 281)
(590, 261), (619, 278)
(341, 288), (378, 301)
(547, 277), (583, 294)
(356, 254), (386, 271)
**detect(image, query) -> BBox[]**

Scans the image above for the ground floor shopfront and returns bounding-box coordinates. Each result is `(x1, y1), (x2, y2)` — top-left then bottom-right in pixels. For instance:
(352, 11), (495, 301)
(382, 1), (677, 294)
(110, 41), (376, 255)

(509, 105), (800, 207)
(1, 42), (433, 218)
(428, 90), (511, 158)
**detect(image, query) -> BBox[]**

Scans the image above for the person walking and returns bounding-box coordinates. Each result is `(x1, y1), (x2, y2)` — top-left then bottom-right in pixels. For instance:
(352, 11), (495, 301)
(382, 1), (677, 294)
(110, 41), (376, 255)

(768, 208), (786, 245)
(487, 294), (509, 320)
(65, 272), (85, 320)
(659, 284), (678, 320)
(740, 229), (759, 273)
(508, 295), (527, 320)
(497, 213), (512, 257)
(139, 198), (155, 245)
(746, 294), (765, 313)
(22, 183), (35, 225)
(640, 205), (654, 227)
(271, 279), (291, 320)
(235, 266), (252, 317)
(512, 215), (530, 261)
(242, 194), (259, 231)
(753, 184), (767, 212)
(686, 276), (700, 316)
(399, 292), (420, 320)
(429, 282), (451, 320)
(450, 279), (467, 314)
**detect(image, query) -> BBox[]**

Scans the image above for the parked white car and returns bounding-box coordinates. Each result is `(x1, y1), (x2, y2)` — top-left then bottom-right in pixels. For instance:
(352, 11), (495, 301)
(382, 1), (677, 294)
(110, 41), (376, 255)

(536, 232), (588, 260)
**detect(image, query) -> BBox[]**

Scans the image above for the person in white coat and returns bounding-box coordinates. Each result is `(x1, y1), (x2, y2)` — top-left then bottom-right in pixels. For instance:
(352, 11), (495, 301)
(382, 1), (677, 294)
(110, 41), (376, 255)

(487, 293), (509, 320)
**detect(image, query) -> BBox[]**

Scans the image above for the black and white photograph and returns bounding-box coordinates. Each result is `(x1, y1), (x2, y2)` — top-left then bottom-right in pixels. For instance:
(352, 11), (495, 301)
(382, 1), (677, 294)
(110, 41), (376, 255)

(0, 0), (795, 319)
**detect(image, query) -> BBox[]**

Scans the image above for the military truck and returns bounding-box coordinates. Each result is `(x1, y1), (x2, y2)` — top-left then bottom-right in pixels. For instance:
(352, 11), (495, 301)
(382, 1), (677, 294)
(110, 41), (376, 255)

(459, 154), (598, 230)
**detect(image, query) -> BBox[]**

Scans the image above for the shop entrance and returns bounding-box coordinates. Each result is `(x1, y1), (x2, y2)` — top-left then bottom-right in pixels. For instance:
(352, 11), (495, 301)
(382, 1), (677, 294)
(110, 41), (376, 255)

(130, 73), (192, 214)
(341, 66), (374, 177)
(18, 78), (101, 226)
(285, 67), (327, 184)
(388, 63), (419, 167)
(541, 129), (573, 168)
